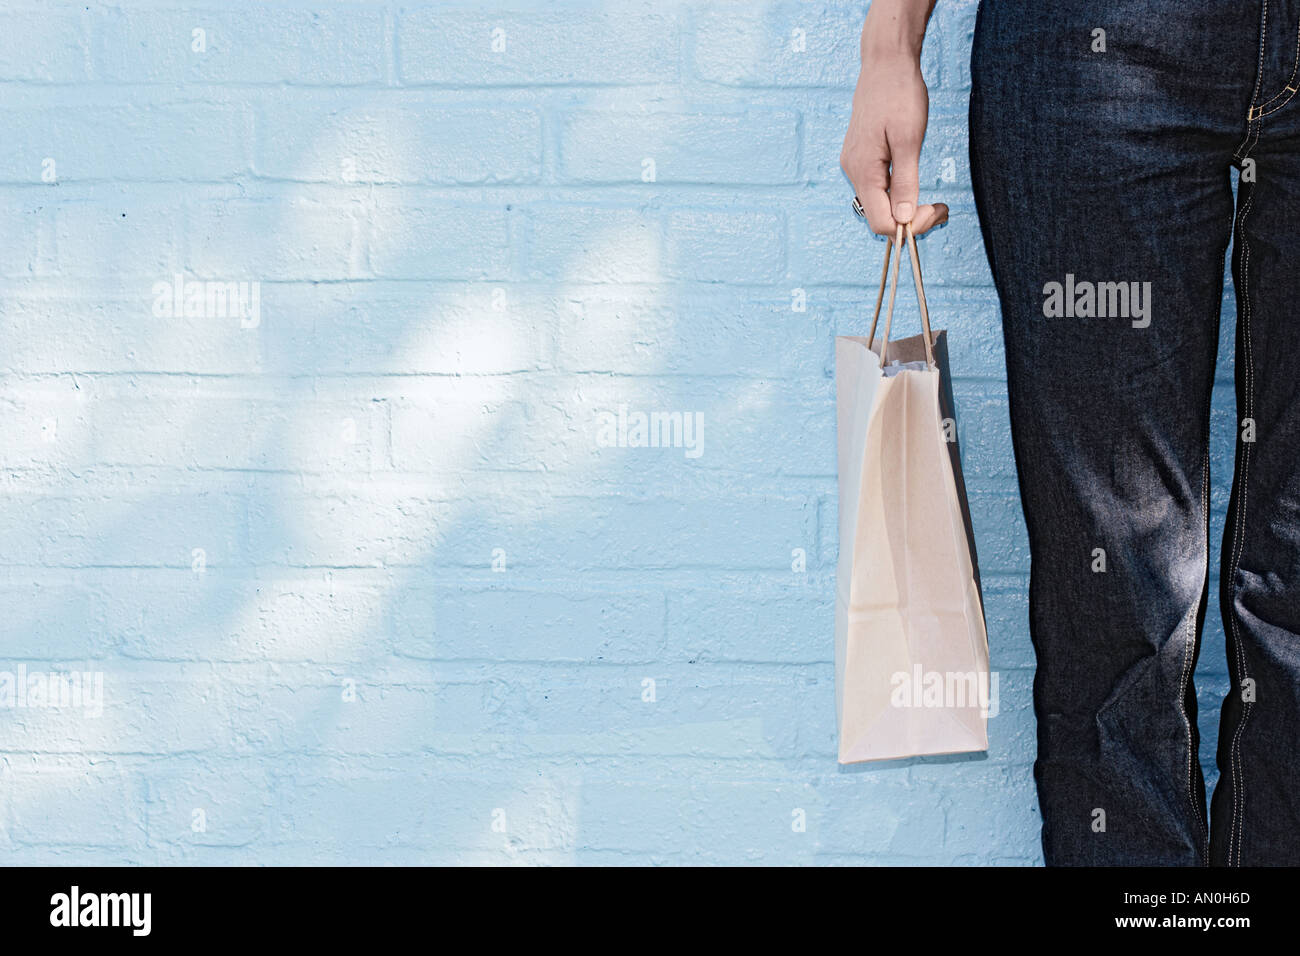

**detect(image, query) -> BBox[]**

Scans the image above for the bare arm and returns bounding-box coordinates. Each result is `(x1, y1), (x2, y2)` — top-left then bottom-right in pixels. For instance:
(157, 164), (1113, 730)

(841, 0), (948, 236)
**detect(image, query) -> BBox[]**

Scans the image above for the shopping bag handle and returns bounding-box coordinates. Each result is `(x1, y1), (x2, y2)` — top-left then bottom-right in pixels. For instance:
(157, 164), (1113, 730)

(866, 222), (936, 368)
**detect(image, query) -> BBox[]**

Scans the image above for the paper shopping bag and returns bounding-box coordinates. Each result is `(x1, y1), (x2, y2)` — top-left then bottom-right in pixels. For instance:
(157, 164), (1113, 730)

(835, 224), (990, 764)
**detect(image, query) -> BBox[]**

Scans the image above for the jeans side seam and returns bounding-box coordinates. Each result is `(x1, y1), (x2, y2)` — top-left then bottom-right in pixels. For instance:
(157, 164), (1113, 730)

(1178, 571), (1196, 852)
(1178, 454), (1206, 860)
(1257, 0), (1271, 105)
(1202, 450), (1212, 860)
(1227, 188), (1258, 868)
(1187, 450), (1211, 861)
(1236, 120), (1263, 164)
(1235, 0), (1270, 159)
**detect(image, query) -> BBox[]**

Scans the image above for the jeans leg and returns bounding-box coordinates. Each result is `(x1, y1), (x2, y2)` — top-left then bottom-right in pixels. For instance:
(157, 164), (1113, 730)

(1211, 50), (1300, 865)
(969, 0), (1257, 865)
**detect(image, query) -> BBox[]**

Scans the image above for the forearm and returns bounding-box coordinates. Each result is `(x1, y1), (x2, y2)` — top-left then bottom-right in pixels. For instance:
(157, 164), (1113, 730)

(861, 0), (936, 61)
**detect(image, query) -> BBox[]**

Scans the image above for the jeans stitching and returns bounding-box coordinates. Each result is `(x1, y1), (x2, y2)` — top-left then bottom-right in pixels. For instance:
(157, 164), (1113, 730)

(1242, 120), (1262, 162)
(1234, 0), (1269, 159)
(1201, 450), (1212, 860)
(1177, 452), (1206, 861)
(1188, 450), (1211, 861)
(1229, 216), (1250, 867)
(1257, 84), (1300, 119)
(1254, 12), (1300, 116)
(1227, 188), (1257, 867)
(1178, 569), (1196, 849)
(1224, 3), (1266, 865)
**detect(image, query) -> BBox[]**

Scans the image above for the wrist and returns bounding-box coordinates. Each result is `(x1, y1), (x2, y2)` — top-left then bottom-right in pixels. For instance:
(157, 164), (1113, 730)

(861, 0), (932, 62)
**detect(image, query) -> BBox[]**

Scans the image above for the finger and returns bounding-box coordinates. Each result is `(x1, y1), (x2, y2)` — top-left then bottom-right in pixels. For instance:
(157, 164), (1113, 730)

(843, 145), (896, 236)
(856, 165), (896, 237)
(886, 132), (921, 225)
(861, 188), (895, 237)
(909, 202), (949, 236)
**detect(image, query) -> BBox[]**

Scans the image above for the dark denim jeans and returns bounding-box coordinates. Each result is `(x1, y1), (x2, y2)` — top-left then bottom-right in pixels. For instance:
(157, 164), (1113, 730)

(970, 0), (1300, 865)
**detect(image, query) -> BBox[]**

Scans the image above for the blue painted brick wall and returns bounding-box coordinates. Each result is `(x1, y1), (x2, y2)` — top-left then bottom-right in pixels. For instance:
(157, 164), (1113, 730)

(0, 0), (1237, 865)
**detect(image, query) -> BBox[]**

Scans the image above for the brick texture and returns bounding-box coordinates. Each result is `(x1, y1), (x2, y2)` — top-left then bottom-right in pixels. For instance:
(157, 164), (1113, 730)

(0, 0), (1239, 866)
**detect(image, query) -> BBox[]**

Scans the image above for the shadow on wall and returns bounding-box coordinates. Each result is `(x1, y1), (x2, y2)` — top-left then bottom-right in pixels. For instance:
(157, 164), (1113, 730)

(8, 0), (1251, 864)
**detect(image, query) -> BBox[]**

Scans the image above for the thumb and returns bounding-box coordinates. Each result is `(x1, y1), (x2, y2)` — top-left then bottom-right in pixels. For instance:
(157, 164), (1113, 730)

(887, 137), (921, 224)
